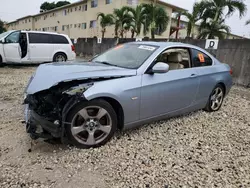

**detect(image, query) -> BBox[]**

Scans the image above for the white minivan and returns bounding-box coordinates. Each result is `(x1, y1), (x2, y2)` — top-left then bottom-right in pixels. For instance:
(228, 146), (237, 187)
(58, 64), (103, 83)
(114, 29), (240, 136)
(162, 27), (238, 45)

(0, 30), (76, 65)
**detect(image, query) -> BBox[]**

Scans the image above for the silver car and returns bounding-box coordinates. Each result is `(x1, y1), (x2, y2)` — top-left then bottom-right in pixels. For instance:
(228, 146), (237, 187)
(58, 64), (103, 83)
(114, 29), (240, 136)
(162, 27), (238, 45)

(24, 42), (233, 148)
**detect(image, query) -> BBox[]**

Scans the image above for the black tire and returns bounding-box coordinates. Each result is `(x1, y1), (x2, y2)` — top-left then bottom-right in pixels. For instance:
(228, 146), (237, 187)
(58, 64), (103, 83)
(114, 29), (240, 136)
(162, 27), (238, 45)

(65, 99), (117, 148)
(204, 84), (225, 112)
(53, 52), (67, 62)
(0, 55), (4, 67)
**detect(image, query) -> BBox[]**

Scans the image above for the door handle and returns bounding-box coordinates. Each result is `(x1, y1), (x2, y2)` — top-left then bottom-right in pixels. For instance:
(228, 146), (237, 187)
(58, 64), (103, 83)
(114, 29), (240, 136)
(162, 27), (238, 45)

(190, 74), (197, 78)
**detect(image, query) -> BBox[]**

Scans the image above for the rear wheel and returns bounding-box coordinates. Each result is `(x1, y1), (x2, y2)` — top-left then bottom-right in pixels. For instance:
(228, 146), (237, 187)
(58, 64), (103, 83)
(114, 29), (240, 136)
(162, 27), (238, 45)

(53, 53), (67, 62)
(204, 84), (225, 112)
(65, 99), (117, 148)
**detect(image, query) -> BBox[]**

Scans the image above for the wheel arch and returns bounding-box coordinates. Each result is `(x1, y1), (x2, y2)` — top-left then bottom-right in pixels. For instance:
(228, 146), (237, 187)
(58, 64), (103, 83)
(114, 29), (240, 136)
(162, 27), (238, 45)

(92, 97), (124, 130)
(216, 82), (226, 94)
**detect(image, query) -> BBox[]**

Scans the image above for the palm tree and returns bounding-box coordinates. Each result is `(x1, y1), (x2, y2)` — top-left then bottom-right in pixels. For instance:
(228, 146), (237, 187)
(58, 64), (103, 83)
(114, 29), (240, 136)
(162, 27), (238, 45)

(97, 13), (114, 38)
(178, 1), (207, 38)
(202, 0), (247, 22)
(125, 5), (146, 38)
(112, 7), (133, 38)
(142, 3), (169, 39)
(198, 19), (231, 39)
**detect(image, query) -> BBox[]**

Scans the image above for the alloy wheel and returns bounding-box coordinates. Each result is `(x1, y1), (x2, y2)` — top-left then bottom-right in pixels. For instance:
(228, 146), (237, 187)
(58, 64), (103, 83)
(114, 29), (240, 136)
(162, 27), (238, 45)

(70, 106), (112, 146)
(210, 87), (224, 111)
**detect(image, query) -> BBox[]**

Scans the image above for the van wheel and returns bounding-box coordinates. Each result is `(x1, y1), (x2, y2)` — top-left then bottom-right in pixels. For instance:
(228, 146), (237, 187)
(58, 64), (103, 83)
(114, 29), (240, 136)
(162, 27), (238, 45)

(53, 53), (67, 62)
(0, 55), (4, 67)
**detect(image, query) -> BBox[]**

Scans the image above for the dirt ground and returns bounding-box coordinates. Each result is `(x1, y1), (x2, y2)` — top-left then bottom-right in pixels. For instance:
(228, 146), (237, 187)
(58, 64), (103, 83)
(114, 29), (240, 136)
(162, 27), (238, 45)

(0, 65), (250, 188)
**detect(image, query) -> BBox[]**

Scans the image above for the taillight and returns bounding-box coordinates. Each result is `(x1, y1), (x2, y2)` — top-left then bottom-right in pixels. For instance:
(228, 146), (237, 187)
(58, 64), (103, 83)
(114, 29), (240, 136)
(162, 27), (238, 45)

(230, 68), (233, 75)
(71, 45), (75, 52)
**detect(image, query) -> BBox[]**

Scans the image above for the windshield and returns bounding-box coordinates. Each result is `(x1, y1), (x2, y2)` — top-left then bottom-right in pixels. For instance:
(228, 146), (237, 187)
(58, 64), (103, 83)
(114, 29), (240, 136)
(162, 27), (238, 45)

(0, 31), (14, 40)
(92, 44), (158, 69)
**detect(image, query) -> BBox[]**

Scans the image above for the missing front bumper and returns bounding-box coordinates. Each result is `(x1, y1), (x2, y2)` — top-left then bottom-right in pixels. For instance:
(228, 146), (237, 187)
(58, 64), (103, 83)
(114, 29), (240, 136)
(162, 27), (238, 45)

(26, 110), (62, 139)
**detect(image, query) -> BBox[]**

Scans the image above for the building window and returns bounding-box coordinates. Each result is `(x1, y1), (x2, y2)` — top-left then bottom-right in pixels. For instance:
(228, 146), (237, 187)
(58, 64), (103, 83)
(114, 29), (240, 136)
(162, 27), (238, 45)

(25, 19), (27, 23)
(106, 0), (112, 4)
(29, 19), (31, 22)
(83, 4), (87, 11)
(70, 8), (73, 12)
(55, 26), (58, 31)
(90, 20), (97, 28)
(82, 23), (87, 29)
(74, 24), (77, 28)
(62, 25), (65, 31)
(91, 0), (98, 8)
(79, 6), (82, 10)
(64, 10), (67, 15)
(75, 7), (77, 11)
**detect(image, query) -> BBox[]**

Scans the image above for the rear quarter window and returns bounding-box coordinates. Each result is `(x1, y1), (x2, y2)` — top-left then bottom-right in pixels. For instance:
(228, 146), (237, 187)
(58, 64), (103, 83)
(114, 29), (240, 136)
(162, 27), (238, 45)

(191, 48), (213, 67)
(51, 35), (69, 44)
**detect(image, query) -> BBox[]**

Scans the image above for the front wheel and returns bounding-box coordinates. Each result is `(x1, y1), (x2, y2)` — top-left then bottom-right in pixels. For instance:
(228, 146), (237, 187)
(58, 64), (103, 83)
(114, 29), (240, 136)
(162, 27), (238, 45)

(0, 55), (4, 67)
(204, 84), (225, 112)
(65, 99), (117, 148)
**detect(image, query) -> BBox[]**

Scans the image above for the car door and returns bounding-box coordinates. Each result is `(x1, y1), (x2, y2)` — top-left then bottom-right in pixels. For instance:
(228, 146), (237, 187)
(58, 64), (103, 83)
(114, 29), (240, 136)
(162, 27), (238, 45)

(3, 31), (21, 62)
(28, 33), (53, 62)
(140, 47), (200, 120)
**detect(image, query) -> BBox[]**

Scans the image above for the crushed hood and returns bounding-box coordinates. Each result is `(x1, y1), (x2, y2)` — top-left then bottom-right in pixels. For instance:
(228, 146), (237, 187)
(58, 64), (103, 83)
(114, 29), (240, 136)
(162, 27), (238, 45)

(25, 62), (137, 94)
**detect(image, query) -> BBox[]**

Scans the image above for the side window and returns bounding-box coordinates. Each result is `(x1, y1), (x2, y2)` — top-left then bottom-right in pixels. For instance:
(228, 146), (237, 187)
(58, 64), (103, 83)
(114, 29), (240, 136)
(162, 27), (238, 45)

(191, 49), (213, 67)
(29, 33), (51, 44)
(155, 48), (191, 70)
(5, 31), (20, 43)
(51, 35), (69, 44)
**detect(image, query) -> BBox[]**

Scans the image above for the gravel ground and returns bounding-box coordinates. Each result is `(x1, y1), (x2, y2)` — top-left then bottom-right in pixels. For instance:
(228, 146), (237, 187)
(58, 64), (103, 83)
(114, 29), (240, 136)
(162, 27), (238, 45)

(0, 65), (250, 188)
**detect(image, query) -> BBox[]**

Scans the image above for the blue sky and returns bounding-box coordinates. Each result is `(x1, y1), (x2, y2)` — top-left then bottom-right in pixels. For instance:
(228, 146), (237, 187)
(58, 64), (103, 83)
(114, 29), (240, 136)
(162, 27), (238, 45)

(0, 0), (250, 37)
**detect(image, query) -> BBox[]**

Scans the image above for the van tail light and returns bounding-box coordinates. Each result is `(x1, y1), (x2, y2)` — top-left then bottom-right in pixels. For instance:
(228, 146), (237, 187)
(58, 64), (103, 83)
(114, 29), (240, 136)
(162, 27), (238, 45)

(229, 68), (233, 75)
(71, 45), (75, 52)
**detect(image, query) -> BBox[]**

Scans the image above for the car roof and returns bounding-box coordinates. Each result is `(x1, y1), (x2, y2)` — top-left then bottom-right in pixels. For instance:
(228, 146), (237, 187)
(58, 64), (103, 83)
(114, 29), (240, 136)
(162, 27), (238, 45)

(128, 41), (184, 47)
(17, 30), (67, 37)
(128, 41), (209, 53)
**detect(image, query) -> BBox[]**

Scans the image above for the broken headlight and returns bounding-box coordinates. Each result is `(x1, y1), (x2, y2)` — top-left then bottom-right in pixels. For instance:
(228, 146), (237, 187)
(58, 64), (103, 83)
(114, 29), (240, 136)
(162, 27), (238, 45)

(63, 83), (94, 96)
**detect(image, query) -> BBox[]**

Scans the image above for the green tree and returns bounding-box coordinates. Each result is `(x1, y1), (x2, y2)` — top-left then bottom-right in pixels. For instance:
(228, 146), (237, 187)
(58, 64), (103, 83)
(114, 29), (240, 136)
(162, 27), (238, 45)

(112, 7), (133, 38)
(198, 19), (231, 39)
(178, 1), (207, 38)
(142, 3), (169, 39)
(97, 13), (114, 38)
(40, 1), (70, 12)
(202, 0), (247, 22)
(0, 20), (6, 34)
(125, 5), (146, 38)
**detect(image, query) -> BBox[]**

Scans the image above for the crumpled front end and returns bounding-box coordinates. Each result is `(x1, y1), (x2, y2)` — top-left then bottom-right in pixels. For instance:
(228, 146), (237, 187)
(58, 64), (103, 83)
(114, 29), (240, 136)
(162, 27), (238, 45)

(24, 81), (94, 140)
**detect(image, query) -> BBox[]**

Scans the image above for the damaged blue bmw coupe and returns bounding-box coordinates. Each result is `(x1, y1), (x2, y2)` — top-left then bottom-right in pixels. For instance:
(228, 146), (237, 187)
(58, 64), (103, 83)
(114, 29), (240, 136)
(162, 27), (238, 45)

(24, 42), (232, 148)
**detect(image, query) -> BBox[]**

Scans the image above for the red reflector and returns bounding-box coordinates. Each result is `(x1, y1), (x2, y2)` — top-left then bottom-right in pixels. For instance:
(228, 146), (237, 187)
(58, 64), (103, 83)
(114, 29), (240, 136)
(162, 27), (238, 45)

(71, 45), (75, 52)
(230, 69), (233, 75)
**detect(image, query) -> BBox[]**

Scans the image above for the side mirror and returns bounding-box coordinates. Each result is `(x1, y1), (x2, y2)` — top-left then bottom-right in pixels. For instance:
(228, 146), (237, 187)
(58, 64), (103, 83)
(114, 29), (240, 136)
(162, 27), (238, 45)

(151, 62), (169, 74)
